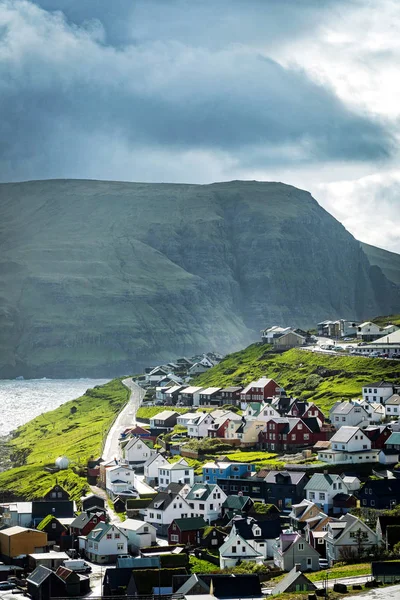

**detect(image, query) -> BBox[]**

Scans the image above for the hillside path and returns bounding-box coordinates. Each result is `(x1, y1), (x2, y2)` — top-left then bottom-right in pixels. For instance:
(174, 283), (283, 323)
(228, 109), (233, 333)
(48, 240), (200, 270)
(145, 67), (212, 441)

(102, 378), (145, 463)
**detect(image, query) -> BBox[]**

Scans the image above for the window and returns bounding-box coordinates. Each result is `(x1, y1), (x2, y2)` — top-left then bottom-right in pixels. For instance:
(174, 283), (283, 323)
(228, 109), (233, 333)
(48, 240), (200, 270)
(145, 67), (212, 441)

(171, 534), (179, 542)
(115, 533), (120, 539)
(371, 500), (375, 506)
(117, 543), (124, 550)
(149, 512), (154, 518)
(52, 523), (56, 529)
(304, 434), (309, 440)
(291, 434), (296, 440)
(309, 492), (315, 500)
(232, 546), (237, 553)
(107, 534), (112, 539)
(157, 514), (161, 519)
(319, 493), (325, 500)
(318, 538), (324, 544)
(342, 417), (346, 422)
(199, 503), (205, 510)
(307, 558), (312, 566)
(298, 543), (304, 551)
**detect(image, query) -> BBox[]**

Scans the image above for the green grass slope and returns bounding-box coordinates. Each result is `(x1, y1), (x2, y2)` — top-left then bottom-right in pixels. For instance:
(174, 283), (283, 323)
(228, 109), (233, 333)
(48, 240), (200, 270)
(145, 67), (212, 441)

(372, 314), (400, 327)
(0, 379), (129, 500)
(193, 345), (400, 414)
(361, 242), (400, 286)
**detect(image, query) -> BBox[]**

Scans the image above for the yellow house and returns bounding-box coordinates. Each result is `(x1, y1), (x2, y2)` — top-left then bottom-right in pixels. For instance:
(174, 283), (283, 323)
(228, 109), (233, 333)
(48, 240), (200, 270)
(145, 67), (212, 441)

(0, 526), (47, 558)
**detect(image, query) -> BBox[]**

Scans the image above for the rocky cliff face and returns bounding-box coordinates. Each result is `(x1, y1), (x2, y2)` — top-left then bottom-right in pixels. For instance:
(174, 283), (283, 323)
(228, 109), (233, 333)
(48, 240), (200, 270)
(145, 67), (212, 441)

(0, 179), (398, 378)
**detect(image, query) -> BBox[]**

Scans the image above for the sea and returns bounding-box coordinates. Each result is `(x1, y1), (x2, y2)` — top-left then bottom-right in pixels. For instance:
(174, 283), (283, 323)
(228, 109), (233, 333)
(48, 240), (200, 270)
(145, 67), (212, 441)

(0, 379), (110, 436)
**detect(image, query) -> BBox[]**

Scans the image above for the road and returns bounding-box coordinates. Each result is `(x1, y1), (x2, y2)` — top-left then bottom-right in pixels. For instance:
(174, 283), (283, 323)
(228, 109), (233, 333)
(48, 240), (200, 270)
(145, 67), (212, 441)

(102, 378), (145, 463)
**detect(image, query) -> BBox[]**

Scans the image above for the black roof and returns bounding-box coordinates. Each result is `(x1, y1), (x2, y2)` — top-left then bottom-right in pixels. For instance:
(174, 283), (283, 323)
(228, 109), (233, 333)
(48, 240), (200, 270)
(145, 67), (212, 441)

(32, 500), (75, 518)
(70, 511), (102, 530)
(360, 479), (400, 497)
(211, 575), (262, 598)
(302, 417), (321, 433)
(232, 516), (281, 540)
(372, 561), (400, 576)
(377, 515), (400, 536)
(27, 566), (53, 586)
(103, 568), (134, 592)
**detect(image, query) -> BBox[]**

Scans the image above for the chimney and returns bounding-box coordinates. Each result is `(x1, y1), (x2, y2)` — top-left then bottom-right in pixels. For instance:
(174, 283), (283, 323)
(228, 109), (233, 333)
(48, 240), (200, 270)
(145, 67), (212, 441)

(323, 470), (328, 475)
(295, 563), (302, 572)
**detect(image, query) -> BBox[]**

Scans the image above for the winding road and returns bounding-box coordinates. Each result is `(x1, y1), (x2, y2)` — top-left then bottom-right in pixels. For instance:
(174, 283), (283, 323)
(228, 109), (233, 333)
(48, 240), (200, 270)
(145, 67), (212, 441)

(102, 378), (145, 463)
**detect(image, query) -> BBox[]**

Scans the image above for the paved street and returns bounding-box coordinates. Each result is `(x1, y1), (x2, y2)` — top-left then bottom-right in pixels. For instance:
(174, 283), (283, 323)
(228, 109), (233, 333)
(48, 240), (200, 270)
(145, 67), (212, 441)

(102, 378), (145, 463)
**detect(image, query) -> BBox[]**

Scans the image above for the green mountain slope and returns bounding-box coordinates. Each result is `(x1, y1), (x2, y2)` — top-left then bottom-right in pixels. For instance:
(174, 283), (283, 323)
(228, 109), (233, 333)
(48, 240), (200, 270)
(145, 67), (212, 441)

(193, 345), (400, 413)
(361, 242), (400, 286)
(0, 179), (399, 378)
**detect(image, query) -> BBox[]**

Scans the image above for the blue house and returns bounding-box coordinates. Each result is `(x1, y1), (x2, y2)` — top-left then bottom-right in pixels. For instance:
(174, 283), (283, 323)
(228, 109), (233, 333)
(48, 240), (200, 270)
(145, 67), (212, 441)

(202, 460), (255, 484)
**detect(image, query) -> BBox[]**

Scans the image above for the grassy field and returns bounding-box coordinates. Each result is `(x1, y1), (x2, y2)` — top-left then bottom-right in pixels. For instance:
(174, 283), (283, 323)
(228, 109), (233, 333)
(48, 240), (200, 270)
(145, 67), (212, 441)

(373, 314), (400, 327)
(193, 345), (400, 414)
(136, 405), (190, 419)
(308, 563), (371, 581)
(0, 379), (129, 500)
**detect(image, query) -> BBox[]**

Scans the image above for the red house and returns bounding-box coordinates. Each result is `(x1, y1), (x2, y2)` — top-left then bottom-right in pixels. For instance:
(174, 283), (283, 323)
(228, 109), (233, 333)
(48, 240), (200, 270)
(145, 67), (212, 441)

(69, 511), (106, 537)
(168, 517), (207, 545)
(364, 425), (392, 449)
(259, 417), (333, 452)
(289, 401), (325, 423)
(240, 377), (281, 403)
(208, 417), (230, 438)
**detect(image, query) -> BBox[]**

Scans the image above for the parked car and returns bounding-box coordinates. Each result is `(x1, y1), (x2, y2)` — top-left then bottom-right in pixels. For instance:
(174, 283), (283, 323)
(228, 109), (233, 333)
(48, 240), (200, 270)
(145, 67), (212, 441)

(369, 352), (380, 357)
(319, 559), (329, 569)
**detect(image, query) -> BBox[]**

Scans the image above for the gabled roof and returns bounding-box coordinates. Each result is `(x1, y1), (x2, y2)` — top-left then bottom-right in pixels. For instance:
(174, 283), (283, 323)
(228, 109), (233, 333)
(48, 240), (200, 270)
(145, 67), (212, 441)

(180, 386), (203, 395)
(330, 426), (363, 443)
(200, 387), (222, 395)
(222, 495), (252, 510)
(70, 512), (102, 530)
(172, 517), (207, 532)
(119, 518), (155, 532)
(232, 516), (281, 540)
(211, 574), (262, 599)
(386, 432), (400, 445)
(264, 470), (306, 485)
(175, 574), (210, 596)
(185, 483), (217, 501)
(305, 473), (345, 492)
(219, 531), (262, 558)
(150, 410), (179, 421)
(271, 566), (316, 596)
(363, 380), (395, 388)
(241, 377), (276, 395)
(27, 566), (53, 586)
(87, 522), (127, 542)
(144, 453), (168, 468)
(386, 395), (400, 405)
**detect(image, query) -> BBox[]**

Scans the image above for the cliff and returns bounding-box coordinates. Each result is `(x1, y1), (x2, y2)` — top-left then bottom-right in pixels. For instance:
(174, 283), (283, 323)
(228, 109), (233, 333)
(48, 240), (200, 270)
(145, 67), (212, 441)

(0, 179), (398, 377)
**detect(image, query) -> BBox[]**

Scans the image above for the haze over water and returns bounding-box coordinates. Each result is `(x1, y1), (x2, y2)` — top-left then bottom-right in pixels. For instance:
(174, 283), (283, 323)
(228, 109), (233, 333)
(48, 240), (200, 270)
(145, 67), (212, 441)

(0, 379), (109, 436)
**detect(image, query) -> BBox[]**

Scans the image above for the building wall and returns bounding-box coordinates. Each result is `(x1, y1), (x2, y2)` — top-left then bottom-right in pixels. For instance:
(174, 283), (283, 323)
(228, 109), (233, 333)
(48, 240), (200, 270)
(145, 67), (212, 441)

(0, 529), (47, 558)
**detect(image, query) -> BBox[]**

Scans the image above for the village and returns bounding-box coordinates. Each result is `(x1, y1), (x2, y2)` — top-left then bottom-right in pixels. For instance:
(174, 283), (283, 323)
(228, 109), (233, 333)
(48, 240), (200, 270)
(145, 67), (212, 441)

(0, 321), (400, 600)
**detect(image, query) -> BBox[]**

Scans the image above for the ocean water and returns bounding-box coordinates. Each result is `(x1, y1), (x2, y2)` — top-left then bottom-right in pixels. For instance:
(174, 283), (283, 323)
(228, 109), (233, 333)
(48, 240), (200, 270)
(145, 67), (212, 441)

(0, 379), (109, 436)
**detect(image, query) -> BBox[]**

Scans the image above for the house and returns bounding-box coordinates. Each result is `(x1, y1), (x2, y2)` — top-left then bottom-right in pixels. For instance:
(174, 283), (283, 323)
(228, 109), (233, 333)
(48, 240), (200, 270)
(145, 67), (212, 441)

(329, 401), (369, 429)
(70, 511), (106, 537)
(178, 387), (203, 407)
(199, 388), (222, 406)
(244, 402), (281, 421)
(362, 402), (386, 423)
(263, 471), (308, 511)
(230, 515), (281, 558)
(168, 517), (207, 545)
(200, 526), (227, 550)
(289, 500), (325, 532)
(385, 395), (400, 417)
(188, 413), (215, 438)
(364, 425), (392, 449)
(28, 551), (70, 571)
(181, 483), (226, 522)
(85, 522), (128, 563)
(27, 566), (79, 600)
(240, 378), (281, 403)
(145, 490), (192, 535)
(149, 410), (179, 430)
(221, 496), (254, 520)
(120, 436), (155, 465)
(202, 461), (255, 484)
(117, 519), (157, 552)
(273, 330), (306, 349)
(358, 478), (400, 509)
(318, 426), (380, 464)
(367, 329), (400, 357)
(105, 464), (136, 497)
(273, 532), (320, 572)
(219, 529), (264, 569)
(219, 387), (243, 406)
(36, 515), (68, 544)
(0, 526), (47, 558)
(271, 564), (317, 596)
(304, 473), (350, 513)
(288, 401), (325, 422)
(357, 321), (383, 341)
(325, 513), (378, 565)
(102, 567), (138, 597)
(56, 566), (90, 597)
(177, 412), (199, 427)
(232, 418), (265, 446)
(164, 385), (185, 404)
(341, 476), (361, 492)
(259, 417), (330, 452)
(177, 574), (263, 599)
(304, 513), (331, 556)
(144, 453), (169, 486)
(208, 416), (231, 438)
(188, 363), (210, 376)
(376, 515), (400, 550)
(317, 319), (358, 338)
(32, 493), (75, 524)
(158, 458), (194, 488)
(145, 366), (169, 384)
(0, 502), (32, 528)
(362, 381), (397, 404)
(81, 494), (105, 514)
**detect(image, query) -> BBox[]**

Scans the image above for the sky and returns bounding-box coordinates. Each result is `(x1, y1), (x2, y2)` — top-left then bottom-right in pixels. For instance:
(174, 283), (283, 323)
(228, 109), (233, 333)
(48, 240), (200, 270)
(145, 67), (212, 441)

(0, 0), (399, 251)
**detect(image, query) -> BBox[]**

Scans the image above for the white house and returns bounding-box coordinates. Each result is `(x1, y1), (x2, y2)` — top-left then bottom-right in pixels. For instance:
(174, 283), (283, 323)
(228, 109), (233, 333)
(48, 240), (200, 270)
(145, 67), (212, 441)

(230, 516), (282, 559)
(329, 401), (369, 429)
(180, 483), (226, 522)
(304, 473), (350, 513)
(85, 522), (128, 563)
(325, 514), (378, 565)
(105, 465), (137, 497)
(341, 476), (361, 492)
(144, 453), (169, 486)
(356, 322), (383, 341)
(362, 381), (397, 404)
(273, 532), (320, 572)
(187, 363), (210, 376)
(244, 403), (281, 421)
(385, 395), (400, 418)
(178, 386), (204, 407)
(116, 519), (157, 552)
(219, 529), (264, 569)
(120, 436), (155, 465)
(358, 401), (386, 423)
(145, 491), (192, 535)
(318, 427), (379, 465)
(146, 366), (169, 384)
(187, 413), (215, 438)
(177, 412), (199, 427)
(158, 458), (194, 488)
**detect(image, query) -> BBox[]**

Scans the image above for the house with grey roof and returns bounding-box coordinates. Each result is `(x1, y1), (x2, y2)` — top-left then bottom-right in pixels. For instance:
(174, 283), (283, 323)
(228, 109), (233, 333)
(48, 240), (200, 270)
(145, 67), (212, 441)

(329, 401), (369, 429)
(362, 381), (398, 404)
(219, 529), (264, 569)
(325, 513), (378, 565)
(181, 483), (226, 522)
(318, 426), (380, 465)
(384, 394), (400, 417)
(187, 412), (215, 438)
(85, 522), (128, 564)
(271, 564), (317, 596)
(145, 489), (192, 535)
(304, 473), (350, 513)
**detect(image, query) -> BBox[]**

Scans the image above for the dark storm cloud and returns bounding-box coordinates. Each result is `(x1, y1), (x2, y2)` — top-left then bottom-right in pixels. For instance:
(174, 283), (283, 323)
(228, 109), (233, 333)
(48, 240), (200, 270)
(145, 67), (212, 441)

(0, 0), (392, 182)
